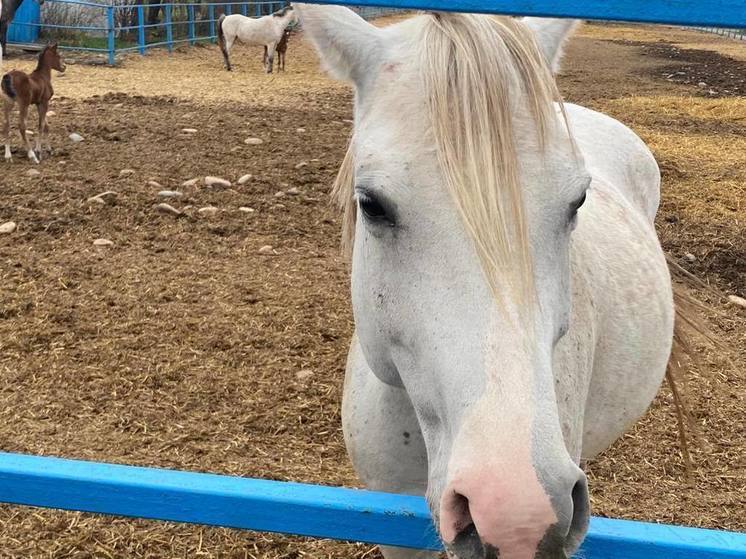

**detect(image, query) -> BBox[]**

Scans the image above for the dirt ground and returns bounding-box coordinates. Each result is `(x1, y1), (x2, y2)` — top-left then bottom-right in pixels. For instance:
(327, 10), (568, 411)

(0, 16), (744, 559)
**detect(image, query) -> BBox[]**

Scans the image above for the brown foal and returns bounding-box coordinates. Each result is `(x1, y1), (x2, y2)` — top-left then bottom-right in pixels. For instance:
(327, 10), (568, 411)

(2, 43), (65, 164)
(263, 28), (291, 72)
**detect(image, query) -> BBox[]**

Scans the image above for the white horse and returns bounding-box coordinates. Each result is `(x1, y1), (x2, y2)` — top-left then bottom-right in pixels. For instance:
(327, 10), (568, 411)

(217, 5), (297, 72)
(297, 5), (696, 559)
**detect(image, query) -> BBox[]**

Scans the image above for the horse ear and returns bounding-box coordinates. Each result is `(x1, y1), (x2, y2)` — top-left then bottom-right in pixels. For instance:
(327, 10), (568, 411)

(522, 18), (580, 74)
(295, 3), (382, 88)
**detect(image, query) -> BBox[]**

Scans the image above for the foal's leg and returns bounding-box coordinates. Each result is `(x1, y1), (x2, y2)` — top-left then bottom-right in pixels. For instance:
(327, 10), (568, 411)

(18, 103), (38, 164)
(36, 102), (47, 161)
(343, 337), (440, 559)
(3, 99), (12, 161)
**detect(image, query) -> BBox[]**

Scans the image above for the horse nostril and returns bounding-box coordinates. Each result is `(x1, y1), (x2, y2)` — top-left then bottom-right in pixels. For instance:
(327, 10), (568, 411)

(565, 478), (590, 553)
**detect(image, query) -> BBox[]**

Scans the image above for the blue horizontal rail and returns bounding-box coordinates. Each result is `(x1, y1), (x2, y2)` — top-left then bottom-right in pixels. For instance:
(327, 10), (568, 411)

(1, 452), (745, 557)
(306, 0), (746, 28)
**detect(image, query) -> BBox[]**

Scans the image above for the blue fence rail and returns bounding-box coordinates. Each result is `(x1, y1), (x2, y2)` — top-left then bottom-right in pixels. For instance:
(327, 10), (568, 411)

(7, 0), (288, 65)
(1, 452), (745, 558)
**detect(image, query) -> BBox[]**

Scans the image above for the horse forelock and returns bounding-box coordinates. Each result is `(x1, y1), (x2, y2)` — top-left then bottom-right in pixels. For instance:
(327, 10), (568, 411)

(335, 13), (567, 315)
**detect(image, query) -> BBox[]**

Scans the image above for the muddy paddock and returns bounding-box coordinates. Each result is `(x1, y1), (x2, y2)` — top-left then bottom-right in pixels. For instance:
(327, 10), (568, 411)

(0, 17), (744, 559)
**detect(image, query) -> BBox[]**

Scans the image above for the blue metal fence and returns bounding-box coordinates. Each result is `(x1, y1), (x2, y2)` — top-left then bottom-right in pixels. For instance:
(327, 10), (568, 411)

(1, 452), (745, 558)
(7, 0), (287, 65)
(7, 0), (41, 43)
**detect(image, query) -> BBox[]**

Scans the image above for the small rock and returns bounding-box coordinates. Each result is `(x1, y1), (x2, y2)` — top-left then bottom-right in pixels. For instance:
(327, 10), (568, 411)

(296, 127), (306, 133)
(295, 369), (314, 381)
(182, 177), (199, 187)
(239, 206), (255, 213)
(684, 253), (697, 263)
(205, 176), (231, 188)
(93, 238), (114, 246)
(69, 132), (84, 143)
(294, 161), (308, 170)
(26, 168), (41, 177)
(158, 190), (183, 198)
(114, 103), (124, 108)
(286, 187), (301, 195)
(343, 119), (354, 124)
(154, 203), (182, 216)
(181, 128), (198, 133)
(147, 180), (163, 188)
(230, 146), (240, 153)
(274, 191), (286, 198)
(728, 295), (746, 309)
(0, 221), (17, 234)
(237, 174), (252, 185)
(47, 110), (56, 117)
(119, 168), (135, 177)
(198, 206), (219, 215)
(181, 112), (194, 119)
(697, 81), (707, 87)
(244, 137), (263, 145)
(258, 245), (274, 255)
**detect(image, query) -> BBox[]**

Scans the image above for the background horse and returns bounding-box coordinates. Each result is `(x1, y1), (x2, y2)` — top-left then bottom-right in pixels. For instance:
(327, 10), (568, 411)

(2, 42), (64, 163)
(297, 5), (701, 559)
(1, 0), (43, 57)
(217, 5), (296, 72)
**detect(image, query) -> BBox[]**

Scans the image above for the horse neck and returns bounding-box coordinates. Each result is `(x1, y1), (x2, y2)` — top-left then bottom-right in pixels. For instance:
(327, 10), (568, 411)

(32, 54), (53, 80)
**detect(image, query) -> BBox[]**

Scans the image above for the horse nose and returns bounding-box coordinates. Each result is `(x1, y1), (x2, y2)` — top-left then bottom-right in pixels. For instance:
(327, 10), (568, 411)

(439, 466), (589, 558)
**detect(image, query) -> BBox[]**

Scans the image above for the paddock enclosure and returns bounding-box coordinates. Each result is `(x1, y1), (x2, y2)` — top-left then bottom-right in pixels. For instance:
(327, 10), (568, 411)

(0, 16), (745, 558)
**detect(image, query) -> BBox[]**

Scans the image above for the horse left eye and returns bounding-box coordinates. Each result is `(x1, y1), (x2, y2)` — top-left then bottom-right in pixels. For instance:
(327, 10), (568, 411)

(359, 194), (388, 221)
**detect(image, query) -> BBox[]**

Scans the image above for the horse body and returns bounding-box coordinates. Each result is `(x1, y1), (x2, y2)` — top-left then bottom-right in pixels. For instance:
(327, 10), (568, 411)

(217, 6), (296, 72)
(298, 5), (677, 559)
(2, 43), (64, 163)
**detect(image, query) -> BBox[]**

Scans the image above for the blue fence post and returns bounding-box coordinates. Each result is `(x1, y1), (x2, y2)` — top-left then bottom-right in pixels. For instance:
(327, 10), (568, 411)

(241, 2), (247, 16)
(137, 4), (145, 55)
(226, 3), (232, 15)
(165, 4), (173, 52)
(208, 4), (215, 42)
(188, 4), (195, 45)
(106, 5), (115, 66)
(255, 2), (260, 17)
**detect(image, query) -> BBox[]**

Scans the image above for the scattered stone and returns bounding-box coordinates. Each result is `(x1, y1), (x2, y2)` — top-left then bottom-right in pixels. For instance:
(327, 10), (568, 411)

(244, 137), (263, 145)
(181, 128), (198, 133)
(258, 245), (274, 255)
(294, 161), (308, 170)
(205, 176), (231, 188)
(296, 127), (306, 133)
(119, 168), (135, 177)
(310, 158), (320, 162)
(147, 180), (164, 188)
(114, 103), (124, 108)
(343, 119), (354, 124)
(93, 238), (114, 246)
(181, 112), (194, 119)
(237, 174), (252, 185)
(69, 132), (84, 143)
(26, 168), (41, 177)
(158, 190), (183, 198)
(154, 203), (182, 216)
(286, 187), (301, 195)
(239, 206), (255, 213)
(47, 110), (56, 117)
(728, 295), (746, 309)
(0, 221), (17, 234)
(295, 369), (314, 381)
(684, 253), (697, 263)
(697, 81), (707, 87)
(230, 146), (241, 153)
(198, 206), (219, 216)
(87, 191), (117, 205)
(182, 177), (199, 187)
(274, 191), (286, 198)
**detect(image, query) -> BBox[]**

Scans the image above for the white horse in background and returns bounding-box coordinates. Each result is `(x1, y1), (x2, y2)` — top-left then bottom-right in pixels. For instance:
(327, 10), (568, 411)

(297, 5), (700, 559)
(217, 5), (297, 72)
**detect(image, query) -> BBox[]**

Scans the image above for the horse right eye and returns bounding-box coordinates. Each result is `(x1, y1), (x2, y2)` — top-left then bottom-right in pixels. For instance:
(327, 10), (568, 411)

(359, 194), (388, 221)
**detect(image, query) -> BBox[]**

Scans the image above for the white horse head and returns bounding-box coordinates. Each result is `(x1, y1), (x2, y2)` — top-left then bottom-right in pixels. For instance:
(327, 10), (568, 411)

(299, 5), (594, 558)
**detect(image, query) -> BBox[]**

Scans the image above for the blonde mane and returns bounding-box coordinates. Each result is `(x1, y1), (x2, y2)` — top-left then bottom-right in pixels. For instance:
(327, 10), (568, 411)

(333, 13), (565, 311)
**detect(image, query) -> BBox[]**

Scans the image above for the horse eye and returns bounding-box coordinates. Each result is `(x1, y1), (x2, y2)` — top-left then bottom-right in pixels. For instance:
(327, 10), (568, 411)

(358, 194), (388, 221)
